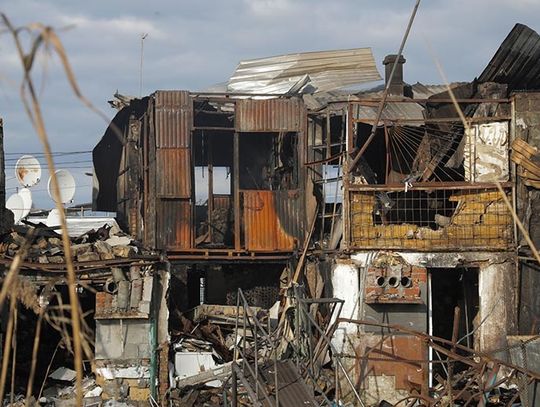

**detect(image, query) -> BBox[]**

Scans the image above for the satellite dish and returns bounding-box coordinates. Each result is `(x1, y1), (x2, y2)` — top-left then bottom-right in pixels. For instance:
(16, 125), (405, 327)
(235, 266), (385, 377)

(6, 193), (24, 224)
(46, 208), (61, 228)
(48, 169), (76, 204)
(18, 187), (33, 219)
(15, 155), (41, 187)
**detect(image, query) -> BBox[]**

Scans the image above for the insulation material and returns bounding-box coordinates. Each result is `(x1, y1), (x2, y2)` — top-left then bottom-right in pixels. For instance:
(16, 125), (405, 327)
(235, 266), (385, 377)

(464, 122), (509, 182)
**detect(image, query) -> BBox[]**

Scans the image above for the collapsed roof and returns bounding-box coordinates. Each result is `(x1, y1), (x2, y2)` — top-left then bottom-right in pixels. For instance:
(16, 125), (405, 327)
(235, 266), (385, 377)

(479, 23), (540, 91)
(226, 48), (382, 94)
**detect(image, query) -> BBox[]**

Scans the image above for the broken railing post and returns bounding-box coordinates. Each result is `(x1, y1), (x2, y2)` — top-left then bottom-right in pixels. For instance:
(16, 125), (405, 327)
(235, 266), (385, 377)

(231, 363), (238, 407)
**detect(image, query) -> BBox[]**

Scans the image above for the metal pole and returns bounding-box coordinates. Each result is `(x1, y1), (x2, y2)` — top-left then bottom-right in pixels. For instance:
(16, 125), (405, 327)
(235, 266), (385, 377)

(139, 33), (148, 97)
(349, 0), (421, 172)
(231, 363), (238, 407)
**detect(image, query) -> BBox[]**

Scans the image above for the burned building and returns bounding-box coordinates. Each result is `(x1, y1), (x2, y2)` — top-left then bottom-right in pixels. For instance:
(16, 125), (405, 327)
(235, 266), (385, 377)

(88, 28), (540, 406)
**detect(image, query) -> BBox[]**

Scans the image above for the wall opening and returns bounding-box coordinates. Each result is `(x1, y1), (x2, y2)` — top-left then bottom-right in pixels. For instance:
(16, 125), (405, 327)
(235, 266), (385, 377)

(429, 267), (479, 381)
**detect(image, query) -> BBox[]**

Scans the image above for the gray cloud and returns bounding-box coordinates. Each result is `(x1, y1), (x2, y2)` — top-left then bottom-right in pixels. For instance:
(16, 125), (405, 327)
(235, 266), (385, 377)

(1, 0), (539, 208)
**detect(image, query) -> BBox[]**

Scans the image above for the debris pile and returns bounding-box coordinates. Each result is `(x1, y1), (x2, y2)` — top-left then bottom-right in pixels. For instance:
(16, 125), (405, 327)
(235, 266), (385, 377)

(0, 223), (156, 265)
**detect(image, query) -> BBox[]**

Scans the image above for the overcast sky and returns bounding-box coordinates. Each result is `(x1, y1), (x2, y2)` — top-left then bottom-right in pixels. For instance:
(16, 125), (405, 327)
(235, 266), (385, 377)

(1, 0), (540, 209)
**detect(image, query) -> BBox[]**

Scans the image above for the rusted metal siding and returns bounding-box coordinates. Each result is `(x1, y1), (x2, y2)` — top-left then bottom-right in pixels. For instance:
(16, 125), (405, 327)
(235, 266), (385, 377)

(155, 91), (192, 147)
(156, 148), (191, 198)
(154, 91), (193, 251)
(213, 194), (231, 212)
(157, 199), (192, 250)
(242, 190), (302, 251)
(235, 98), (306, 132)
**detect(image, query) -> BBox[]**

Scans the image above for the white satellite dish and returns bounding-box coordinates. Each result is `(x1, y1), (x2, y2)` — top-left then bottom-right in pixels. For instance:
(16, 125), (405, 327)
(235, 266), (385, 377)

(46, 208), (61, 228)
(48, 169), (76, 204)
(15, 155), (41, 187)
(18, 187), (33, 219)
(6, 193), (24, 224)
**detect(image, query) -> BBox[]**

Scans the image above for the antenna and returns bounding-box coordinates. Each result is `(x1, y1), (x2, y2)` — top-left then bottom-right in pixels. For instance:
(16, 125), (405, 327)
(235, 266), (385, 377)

(18, 187), (33, 219)
(48, 169), (76, 204)
(6, 193), (24, 224)
(15, 155), (42, 187)
(139, 33), (148, 97)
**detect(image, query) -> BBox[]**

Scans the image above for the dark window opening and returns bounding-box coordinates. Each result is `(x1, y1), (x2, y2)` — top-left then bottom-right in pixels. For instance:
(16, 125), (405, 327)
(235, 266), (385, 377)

(430, 268), (479, 380)
(239, 132), (298, 190)
(193, 130), (234, 248)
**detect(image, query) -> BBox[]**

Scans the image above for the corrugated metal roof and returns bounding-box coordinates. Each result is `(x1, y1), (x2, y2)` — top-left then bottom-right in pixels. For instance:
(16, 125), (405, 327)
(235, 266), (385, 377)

(235, 98), (306, 132)
(479, 23), (540, 90)
(351, 102), (425, 126)
(228, 48), (382, 95)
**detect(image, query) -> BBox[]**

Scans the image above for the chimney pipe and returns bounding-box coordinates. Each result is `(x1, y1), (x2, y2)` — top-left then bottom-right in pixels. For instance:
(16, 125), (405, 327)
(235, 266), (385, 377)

(383, 54), (406, 96)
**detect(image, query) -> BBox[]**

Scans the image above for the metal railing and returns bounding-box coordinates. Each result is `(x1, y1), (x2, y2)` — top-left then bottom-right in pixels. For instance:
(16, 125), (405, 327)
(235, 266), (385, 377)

(289, 285), (366, 407)
(232, 288), (279, 407)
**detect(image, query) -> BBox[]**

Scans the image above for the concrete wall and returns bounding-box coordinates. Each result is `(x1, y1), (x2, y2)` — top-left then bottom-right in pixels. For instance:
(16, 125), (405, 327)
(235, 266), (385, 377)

(331, 251), (517, 405)
(95, 319), (152, 360)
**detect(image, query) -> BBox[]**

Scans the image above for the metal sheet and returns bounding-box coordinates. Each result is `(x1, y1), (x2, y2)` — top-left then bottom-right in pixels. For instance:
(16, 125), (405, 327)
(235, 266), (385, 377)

(213, 194), (231, 212)
(242, 190), (298, 251)
(155, 91), (192, 147)
(352, 102), (425, 126)
(156, 148), (191, 198)
(479, 23), (540, 91)
(228, 48), (381, 94)
(157, 199), (191, 250)
(236, 98), (306, 132)
(464, 122), (509, 182)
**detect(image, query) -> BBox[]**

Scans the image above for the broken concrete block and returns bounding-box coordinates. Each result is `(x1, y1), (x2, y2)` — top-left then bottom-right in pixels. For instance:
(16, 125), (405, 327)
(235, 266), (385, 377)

(94, 240), (113, 256)
(38, 255), (50, 264)
(112, 245), (135, 258)
(77, 252), (101, 262)
(130, 279), (143, 309)
(49, 367), (76, 382)
(48, 237), (62, 246)
(10, 232), (26, 245)
(138, 301), (150, 314)
(71, 243), (93, 257)
(117, 280), (131, 310)
(142, 276), (153, 302)
(48, 256), (65, 264)
(36, 237), (48, 250)
(106, 235), (132, 247)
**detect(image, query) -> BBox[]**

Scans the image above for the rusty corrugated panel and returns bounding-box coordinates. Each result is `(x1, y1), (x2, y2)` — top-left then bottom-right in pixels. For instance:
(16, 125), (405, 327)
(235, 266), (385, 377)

(156, 148), (191, 198)
(235, 98), (306, 132)
(242, 190), (296, 251)
(157, 199), (191, 249)
(155, 91), (192, 147)
(213, 194), (231, 212)
(274, 190), (305, 245)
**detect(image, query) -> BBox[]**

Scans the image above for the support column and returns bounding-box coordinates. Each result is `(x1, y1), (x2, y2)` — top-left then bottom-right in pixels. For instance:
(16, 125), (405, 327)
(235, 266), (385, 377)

(478, 260), (517, 355)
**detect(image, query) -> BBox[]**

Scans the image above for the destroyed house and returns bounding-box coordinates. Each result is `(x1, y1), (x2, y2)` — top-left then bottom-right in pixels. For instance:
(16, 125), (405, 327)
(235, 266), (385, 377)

(88, 30), (540, 405)
(93, 92), (311, 258)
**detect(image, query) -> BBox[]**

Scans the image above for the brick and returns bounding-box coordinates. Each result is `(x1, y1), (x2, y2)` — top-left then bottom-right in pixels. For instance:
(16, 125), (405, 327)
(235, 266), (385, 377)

(95, 292), (113, 313)
(129, 387), (150, 401)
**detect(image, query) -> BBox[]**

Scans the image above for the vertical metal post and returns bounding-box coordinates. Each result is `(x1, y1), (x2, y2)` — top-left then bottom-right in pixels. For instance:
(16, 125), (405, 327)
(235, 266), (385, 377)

(208, 137), (214, 242)
(242, 294), (247, 377)
(384, 124), (390, 181)
(231, 364), (238, 407)
(233, 132), (241, 250)
(254, 314), (258, 401)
